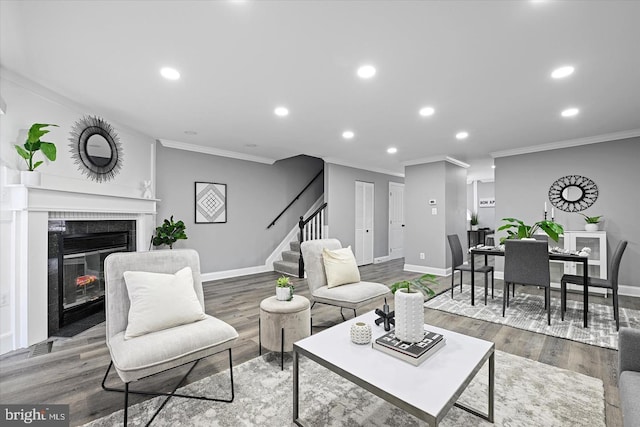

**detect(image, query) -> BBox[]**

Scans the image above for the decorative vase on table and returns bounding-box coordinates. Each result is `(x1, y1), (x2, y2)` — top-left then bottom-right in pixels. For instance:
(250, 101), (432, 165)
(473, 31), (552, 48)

(394, 289), (425, 343)
(350, 322), (372, 344)
(276, 286), (292, 301)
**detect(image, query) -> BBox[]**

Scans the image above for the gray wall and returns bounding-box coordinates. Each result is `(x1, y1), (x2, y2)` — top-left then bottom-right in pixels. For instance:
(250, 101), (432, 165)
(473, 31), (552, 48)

(405, 161), (467, 270)
(495, 137), (640, 289)
(324, 163), (404, 261)
(156, 145), (324, 273)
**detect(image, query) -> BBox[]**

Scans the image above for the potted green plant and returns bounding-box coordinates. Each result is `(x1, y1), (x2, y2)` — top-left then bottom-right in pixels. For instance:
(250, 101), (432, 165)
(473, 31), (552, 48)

(470, 212), (479, 231)
(276, 275), (294, 301)
(390, 274), (438, 343)
(498, 217), (564, 243)
(579, 213), (602, 232)
(151, 216), (187, 249)
(14, 123), (58, 185)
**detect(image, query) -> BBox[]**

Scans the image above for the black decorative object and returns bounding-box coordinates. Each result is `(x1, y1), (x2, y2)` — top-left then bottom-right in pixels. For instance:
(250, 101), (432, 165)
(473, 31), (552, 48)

(548, 175), (598, 212)
(375, 298), (395, 331)
(69, 115), (122, 183)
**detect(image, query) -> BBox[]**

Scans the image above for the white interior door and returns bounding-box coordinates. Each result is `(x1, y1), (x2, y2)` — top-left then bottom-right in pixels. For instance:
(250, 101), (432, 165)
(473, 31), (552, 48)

(389, 182), (405, 259)
(355, 181), (374, 265)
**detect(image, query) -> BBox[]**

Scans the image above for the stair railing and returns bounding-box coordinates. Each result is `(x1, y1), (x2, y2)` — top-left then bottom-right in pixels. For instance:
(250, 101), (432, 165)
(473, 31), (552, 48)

(298, 202), (327, 277)
(267, 169), (323, 229)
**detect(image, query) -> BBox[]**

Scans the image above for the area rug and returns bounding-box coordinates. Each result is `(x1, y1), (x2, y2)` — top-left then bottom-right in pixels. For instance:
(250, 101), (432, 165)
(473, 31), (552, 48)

(83, 350), (604, 427)
(425, 284), (640, 349)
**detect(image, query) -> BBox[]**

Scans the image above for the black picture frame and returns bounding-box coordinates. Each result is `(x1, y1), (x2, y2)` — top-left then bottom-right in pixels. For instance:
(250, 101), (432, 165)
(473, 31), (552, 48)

(195, 182), (227, 223)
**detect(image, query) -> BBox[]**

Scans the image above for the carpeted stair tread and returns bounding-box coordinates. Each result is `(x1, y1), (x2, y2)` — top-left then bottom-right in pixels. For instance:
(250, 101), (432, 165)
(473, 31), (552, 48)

(281, 250), (300, 263)
(273, 260), (298, 276)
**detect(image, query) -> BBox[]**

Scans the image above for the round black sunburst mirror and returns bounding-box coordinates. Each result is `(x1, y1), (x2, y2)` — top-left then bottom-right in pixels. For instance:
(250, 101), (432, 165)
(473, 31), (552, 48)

(548, 175), (598, 212)
(69, 115), (123, 183)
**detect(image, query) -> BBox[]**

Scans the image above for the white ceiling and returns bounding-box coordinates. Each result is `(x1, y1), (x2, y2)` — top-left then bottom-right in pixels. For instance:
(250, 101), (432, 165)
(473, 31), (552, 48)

(1, 1), (639, 178)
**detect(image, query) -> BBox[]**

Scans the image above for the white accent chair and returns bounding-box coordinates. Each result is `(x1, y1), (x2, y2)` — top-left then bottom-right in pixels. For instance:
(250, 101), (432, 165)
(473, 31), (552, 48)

(101, 249), (238, 426)
(300, 238), (390, 320)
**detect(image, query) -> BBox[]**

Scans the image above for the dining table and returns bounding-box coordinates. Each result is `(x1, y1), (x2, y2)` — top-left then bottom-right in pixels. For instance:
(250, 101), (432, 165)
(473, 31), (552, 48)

(469, 245), (591, 327)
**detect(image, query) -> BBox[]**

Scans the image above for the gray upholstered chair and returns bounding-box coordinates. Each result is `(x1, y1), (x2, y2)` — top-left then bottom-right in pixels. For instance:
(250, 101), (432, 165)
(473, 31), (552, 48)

(504, 239), (552, 325)
(619, 327), (640, 427)
(102, 249), (238, 426)
(300, 238), (390, 320)
(561, 240), (627, 330)
(447, 234), (494, 304)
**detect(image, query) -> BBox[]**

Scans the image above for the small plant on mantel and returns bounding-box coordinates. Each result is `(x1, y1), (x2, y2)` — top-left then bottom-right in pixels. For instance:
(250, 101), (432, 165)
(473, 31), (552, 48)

(151, 216), (187, 249)
(14, 123), (58, 171)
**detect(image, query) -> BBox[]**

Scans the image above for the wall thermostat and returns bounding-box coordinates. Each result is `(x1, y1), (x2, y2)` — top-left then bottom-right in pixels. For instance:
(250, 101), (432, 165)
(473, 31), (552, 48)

(428, 199), (437, 205)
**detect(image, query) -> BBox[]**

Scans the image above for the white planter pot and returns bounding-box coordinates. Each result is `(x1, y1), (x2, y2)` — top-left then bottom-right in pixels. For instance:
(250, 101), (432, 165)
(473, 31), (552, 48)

(471, 225), (478, 231)
(394, 289), (425, 343)
(275, 286), (292, 301)
(350, 322), (372, 345)
(20, 170), (41, 186)
(585, 223), (599, 232)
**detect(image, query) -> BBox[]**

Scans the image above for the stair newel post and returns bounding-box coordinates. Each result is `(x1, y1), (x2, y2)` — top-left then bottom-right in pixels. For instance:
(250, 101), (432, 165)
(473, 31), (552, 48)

(298, 216), (305, 278)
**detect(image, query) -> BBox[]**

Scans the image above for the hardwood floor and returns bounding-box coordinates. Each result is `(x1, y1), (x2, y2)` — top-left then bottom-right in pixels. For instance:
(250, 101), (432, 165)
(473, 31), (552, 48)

(0, 258), (635, 426)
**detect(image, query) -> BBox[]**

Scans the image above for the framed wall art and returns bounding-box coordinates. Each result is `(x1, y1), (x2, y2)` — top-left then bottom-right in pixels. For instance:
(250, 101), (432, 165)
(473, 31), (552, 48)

(195, 182), (227, 223)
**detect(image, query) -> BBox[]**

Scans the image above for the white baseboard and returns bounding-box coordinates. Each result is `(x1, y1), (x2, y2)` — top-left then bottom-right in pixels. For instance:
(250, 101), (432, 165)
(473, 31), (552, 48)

(374, 256), (390, 264)
(201, 265), (272, 282)
(619, 285), (640, 298)
(403, 264), (449, 277)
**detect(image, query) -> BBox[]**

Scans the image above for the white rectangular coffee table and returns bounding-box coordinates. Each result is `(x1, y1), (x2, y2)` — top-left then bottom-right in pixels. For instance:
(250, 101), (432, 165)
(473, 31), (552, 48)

(293, 310), (494, 426)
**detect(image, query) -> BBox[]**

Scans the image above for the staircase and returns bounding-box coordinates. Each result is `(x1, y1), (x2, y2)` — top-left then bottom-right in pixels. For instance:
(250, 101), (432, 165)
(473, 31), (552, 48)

(273, 239), (301, 277)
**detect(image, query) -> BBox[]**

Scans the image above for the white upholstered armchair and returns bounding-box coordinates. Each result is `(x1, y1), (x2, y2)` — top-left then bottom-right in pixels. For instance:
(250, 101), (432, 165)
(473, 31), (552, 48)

(300, 238), (390, 320)
(102, 249), (238, 426)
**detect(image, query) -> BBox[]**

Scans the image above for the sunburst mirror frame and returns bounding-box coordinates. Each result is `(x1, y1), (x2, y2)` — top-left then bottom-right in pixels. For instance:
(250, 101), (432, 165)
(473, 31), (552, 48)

(69, 115), (123, 183)
(548, 175), (598, 212)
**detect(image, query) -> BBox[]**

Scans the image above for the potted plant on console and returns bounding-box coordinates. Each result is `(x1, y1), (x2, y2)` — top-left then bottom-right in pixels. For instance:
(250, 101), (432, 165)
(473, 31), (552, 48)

(276, 275), (294, 301)
(14, 123), (58, 186)
(151, 216), (187, 249)
(579, 213), (602, 232)
(498, 217), (564, 243)
(470, 212), (479, 231)
(390, 274), (437, 343)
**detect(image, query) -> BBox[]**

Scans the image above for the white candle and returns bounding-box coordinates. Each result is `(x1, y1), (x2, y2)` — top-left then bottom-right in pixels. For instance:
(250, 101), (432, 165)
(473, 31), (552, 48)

(551, 207), (555, 219)
(545, 202), (548, 213)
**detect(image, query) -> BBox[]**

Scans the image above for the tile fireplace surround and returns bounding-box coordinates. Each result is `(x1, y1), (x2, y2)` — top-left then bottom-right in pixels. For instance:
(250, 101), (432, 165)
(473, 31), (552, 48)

(2, 184), (156, 353)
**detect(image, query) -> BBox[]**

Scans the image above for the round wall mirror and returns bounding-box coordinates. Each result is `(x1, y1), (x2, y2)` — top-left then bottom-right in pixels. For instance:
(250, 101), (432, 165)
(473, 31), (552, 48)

(548, 175), (598, 212)
(69, 116), (123, 183)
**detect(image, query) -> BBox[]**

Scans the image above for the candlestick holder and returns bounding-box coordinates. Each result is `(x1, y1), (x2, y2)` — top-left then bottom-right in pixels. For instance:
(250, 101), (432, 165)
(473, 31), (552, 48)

(544, 211), (548, 220)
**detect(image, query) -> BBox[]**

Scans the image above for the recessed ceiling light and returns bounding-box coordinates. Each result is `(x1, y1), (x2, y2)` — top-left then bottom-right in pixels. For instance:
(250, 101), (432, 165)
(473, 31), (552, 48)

(357, 65), (376, 79)
(551, 66), (575, 79)
(184, 130), (198, 135)
(342, 130), (355, 140)
(387, 147), (397, 154)
(160, 67), (180, 80)
(419, 106), (435, 117)
(561, 108), (579, 117)
(274, 106), (289, 117)
(456, 131), (469, 140)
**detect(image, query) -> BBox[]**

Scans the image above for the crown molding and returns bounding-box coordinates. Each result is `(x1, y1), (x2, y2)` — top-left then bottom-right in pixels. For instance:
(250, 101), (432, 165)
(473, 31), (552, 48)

(323, 157), (404, 178)
(403, 155), (470, 168)
(158, 139), (277, 164)
(491, 129), (640, 158)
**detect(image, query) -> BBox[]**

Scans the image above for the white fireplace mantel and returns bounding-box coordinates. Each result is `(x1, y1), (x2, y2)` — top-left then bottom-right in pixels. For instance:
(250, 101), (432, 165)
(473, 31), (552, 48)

(2, 184), (158, 352)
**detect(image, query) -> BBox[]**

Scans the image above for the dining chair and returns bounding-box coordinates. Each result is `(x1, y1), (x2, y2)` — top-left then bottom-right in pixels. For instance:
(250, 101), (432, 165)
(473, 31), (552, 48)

(504, 239), (552, 325)
(447, 234), (494, 304)
(561, 240), (628, 330)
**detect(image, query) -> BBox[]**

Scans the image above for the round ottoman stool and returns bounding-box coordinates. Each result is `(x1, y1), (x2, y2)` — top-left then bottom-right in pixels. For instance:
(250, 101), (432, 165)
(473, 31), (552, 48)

(259, 295), (311, 370)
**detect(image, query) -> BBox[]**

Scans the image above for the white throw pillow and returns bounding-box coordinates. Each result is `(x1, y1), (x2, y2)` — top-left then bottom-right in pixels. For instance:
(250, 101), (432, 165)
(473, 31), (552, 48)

(322, 246), (361, 288)
(123, 266), (206, 339)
